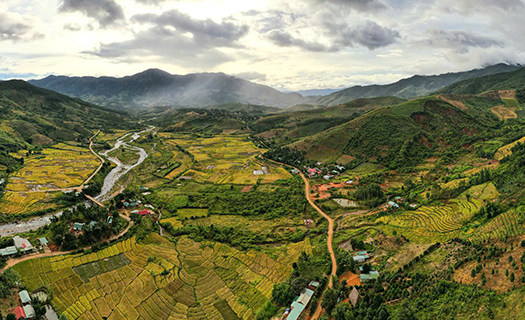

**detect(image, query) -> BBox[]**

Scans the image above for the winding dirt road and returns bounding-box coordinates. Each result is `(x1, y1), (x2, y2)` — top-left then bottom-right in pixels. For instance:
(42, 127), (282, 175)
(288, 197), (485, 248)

(262, 158), (337, 319)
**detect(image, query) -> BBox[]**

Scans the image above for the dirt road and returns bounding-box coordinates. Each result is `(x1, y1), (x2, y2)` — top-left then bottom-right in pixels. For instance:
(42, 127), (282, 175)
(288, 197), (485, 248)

(262, 158), (337, 319)
(1, 212), (133, 273)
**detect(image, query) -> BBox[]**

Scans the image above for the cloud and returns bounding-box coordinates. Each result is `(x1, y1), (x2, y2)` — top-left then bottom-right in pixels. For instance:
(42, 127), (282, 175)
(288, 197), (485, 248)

(232, 71), (267, 81)
(58, 0), (125, 27)
(268, 21), (399, 51)
(0, 71), (38, 80)
(134, 0), (167, 4)
(0, 13), (41, 41)
(306, 0), (387, 12)
(268, 30), (337, 52)
(439, 0), (525, 14)
(426, 29), (503, 53)
(88, 10), (249, 68)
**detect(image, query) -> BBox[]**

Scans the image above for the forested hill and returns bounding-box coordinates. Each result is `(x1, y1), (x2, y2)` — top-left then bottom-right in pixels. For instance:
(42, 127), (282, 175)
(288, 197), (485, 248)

(288, 96), (503, 168)
(28, 69), (313, 110)
(437, 67), (525, 96)
(316, 64), (520, 107)
(0, 80), (133, 149)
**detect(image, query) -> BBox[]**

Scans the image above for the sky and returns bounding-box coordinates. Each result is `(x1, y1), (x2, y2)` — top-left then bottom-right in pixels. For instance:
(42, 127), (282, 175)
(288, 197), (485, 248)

(0, 0), (524, 91)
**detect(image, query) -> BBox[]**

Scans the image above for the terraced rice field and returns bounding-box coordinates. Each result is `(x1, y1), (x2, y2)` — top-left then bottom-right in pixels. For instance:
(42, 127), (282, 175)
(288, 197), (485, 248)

(5, 144), (99, 192)
(494, 136), (525, 160)
(0, 191), (55, 214)
(162, 134), (290, 184)
(467, 209), (525, 243)
(13, 235), (312, 320)
(377, 199), (481, 243)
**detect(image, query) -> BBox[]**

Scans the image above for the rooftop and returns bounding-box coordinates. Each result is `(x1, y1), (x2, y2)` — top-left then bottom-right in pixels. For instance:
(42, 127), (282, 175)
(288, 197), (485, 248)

(23, 304), (36, 318)
(19, 290), (31, 304)
(0, 246), (18, 256)
(13, 236), (33, 251)
(38, 237), (48, 246)
(286, 301), (306, 320)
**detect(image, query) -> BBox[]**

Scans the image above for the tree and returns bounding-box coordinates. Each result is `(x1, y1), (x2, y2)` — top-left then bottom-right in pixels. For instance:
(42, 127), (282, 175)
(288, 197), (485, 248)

(59, 314), (69, 320)
(271, 283), (294, 306)
(511, 273), (515, 282)
(321, 288), (338, 315)
(362, 263), (372, 274)
(291, 277), (308, 295)
(6, 314), (15, 320)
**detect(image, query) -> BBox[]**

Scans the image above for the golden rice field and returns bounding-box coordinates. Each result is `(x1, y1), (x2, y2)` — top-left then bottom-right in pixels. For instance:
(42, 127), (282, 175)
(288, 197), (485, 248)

(494, 136), (525, 160)
(95, 130), (131, 143)
(0, 191), (56, 214)
(161, 134), (290, 184)
(5, 144), (99, 192)
(14, 235), (312, 320)
(377, 199), (481, 243)
(460, 182), (500, 201)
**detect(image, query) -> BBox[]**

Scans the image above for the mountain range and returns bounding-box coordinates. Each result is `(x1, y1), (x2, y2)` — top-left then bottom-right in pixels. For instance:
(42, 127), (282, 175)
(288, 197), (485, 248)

(29, 69), (312, 110)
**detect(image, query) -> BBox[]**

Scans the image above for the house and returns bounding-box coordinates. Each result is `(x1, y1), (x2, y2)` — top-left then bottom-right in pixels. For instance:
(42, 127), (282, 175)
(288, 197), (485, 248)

(286, 301), (306, 320)
(335, 165), (345, 171)
(89, 221), (98, 228)
(345, 180), (354, 184)
(0, 246), (18, 257)
(139, 209), (154, 216)
(357, 251), (369, 256)
(130, 210), (140, 214)
(107, 216), (113, 224)
(369, 271), (380, 279)
(261, 166), (270, 174)
(308, 281), (320, 290)
(316, 162), (322, 166)
(291, 169), (299, 174)
(388, 201), (399, 208)
(13, 236), (34, 254)
(253, 169), (264, 175)
(296, 288), (314, 306)
(15, 306), (25, 320)
(323, 175), (334, 180)
(23, 305), (36, 319)
(360, 274), (371, 281)
(353, 255), (367, 263)
(349, 287), (360, 307)
(19, 290), (31, 304)
(38, 237), (48, 247)
(73, 223), (85, 231)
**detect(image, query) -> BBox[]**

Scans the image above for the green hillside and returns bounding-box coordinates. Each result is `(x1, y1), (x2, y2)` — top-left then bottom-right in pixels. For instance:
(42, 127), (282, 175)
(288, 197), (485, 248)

(289, 96), (502, 167)
(438, 67), (525, 95)
(252, 96), (405, 144)
(0, 80), (133, 171)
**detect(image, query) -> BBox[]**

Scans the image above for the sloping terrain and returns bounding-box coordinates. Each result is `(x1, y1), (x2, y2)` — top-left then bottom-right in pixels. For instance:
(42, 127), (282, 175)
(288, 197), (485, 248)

(29, 69), (313, 110)
(437, 67), (525, 95)
(317, 64), (520, 106)
(290, 96), (501, 166)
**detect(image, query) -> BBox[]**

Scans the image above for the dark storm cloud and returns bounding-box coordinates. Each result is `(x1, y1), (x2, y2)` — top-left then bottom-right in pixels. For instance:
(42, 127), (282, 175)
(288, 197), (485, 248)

(306, 0), (387, 12)
(58, 0), (125, 27)
(88, 10), (249, 68)
(426, 29), (503, 53)
(268, 21), (399, 52)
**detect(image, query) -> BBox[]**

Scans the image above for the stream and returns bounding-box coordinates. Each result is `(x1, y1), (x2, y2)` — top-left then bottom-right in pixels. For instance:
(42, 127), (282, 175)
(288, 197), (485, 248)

(0, 127), (152, 237)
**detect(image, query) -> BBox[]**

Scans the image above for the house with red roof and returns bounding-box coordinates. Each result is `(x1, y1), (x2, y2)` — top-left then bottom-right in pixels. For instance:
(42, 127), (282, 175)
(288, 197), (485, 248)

(15, 306), (25, 319)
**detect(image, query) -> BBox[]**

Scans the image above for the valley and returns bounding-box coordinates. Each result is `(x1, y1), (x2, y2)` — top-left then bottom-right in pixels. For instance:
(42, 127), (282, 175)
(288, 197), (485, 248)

(2, 65), (525, 320)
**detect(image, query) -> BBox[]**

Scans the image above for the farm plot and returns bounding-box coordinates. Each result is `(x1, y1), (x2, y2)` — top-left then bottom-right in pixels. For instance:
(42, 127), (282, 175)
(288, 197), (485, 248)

(162, 134), (291, 184)
(377, 199), (481, 243)
(467, 208), (525, 243)
(13, 234), (312, 320)
(5, 145), (99, 192)
(0, 191), (56, 215)
(494, 136), (525, 160)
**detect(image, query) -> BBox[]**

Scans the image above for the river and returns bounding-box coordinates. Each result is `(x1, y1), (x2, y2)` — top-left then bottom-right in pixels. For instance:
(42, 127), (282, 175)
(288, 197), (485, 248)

(0, 127), (152, 237)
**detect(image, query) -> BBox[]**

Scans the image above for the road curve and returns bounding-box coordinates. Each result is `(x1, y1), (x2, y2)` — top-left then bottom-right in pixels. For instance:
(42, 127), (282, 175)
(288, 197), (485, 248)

(262, 158), (337, 319)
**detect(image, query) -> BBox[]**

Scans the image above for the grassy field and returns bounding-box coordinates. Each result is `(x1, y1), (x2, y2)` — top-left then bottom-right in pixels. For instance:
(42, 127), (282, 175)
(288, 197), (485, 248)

(177, 208), (208, 219)
(494, 136), (525, 160)
(13, 235), (312, 320)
